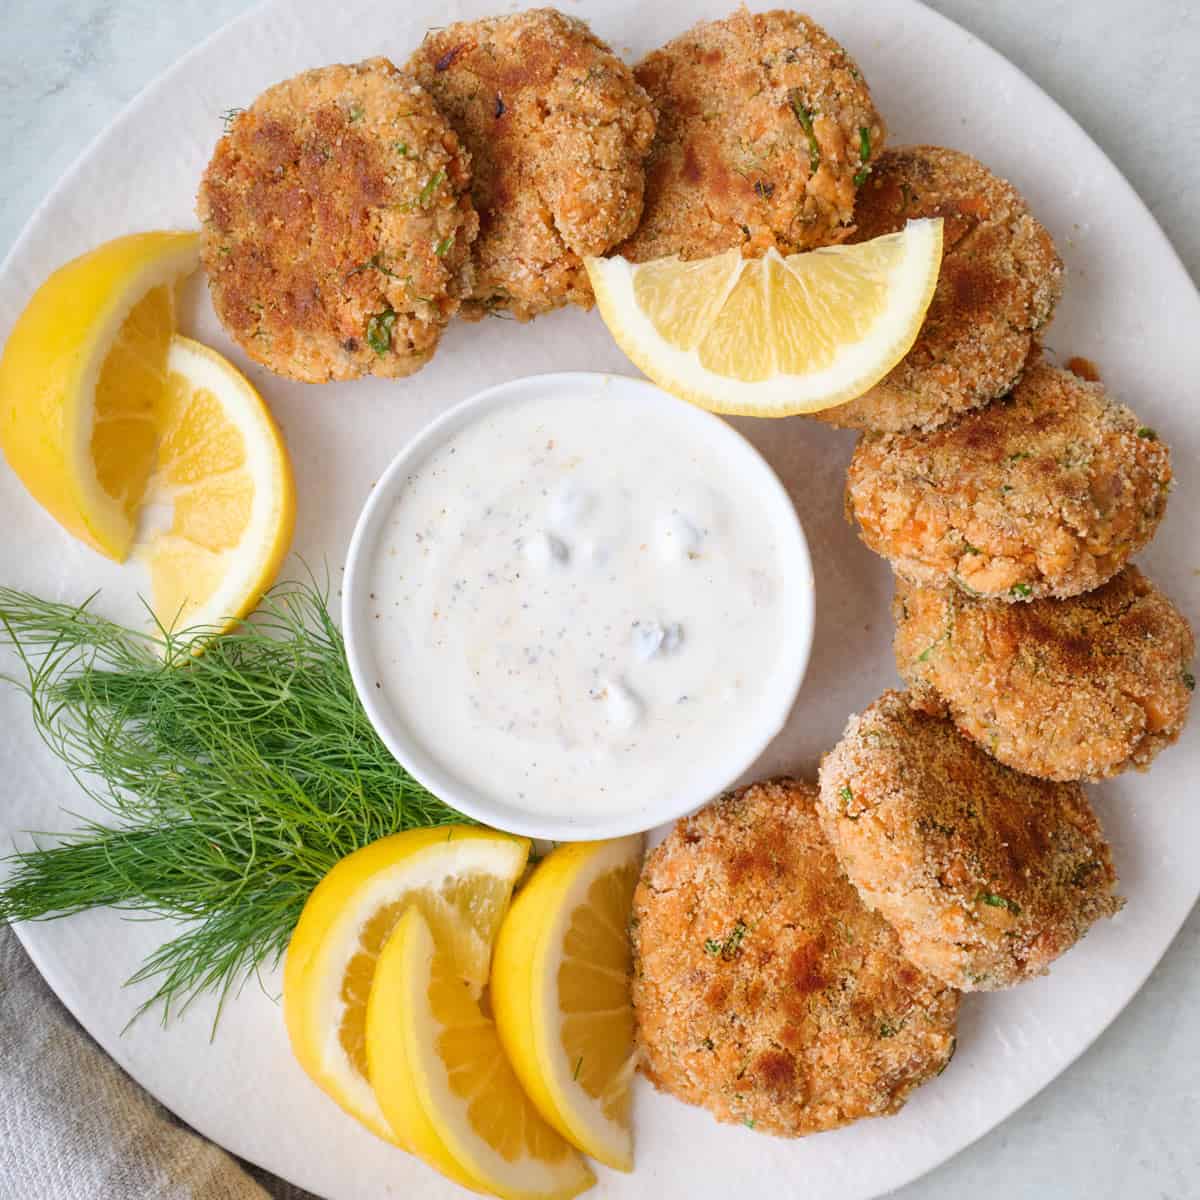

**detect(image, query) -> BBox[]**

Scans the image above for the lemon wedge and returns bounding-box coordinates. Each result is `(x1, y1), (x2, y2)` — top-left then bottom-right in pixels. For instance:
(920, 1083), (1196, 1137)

(492, 837), (643, 1172)
(0, 232), (199, 560)
(584, 218), (943, 417)
(367, 906), (594, 1200)
(283, 827), (530, 1147)
(144, 336), (294, 632)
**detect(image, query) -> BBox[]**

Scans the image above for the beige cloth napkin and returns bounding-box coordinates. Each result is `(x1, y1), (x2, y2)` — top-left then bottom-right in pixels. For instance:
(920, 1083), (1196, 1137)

(0, 925), (318, 1200)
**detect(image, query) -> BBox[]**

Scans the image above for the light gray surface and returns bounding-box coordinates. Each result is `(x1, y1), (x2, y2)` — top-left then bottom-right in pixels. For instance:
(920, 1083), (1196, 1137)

(0, 925), (284, 1200)
(1, 2), (1197, 1199)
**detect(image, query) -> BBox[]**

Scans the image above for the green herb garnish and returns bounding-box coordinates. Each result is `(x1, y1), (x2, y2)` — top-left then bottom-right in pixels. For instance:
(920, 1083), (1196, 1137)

(743, 1118), (756, 1130)
(419, 169), (445, 207)
(976, 890), (1021, 915)
(0, 581), (465, 1026)
(394, 141), (412, 157)
(1137, 427), (1158, 440)
(704, 920), (748, 960)
(936, 1036), (957, 1075)
(1010, 583), (1033, 598)
(853, 126), (871, 186)
(366, 306), (397, 356)
(916, 636), (945, 663)
(434, 232), (455, 257)
(787, 90), (821, 174)
(347, 254), (398, 280)
(220, 107), (245, 131)
(838, 784), (854, 804)
(348, 104), (365, 123)
(878, 1023), (897, 1038)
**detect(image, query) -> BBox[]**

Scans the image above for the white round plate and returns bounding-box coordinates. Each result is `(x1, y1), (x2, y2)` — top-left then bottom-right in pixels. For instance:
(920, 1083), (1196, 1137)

(1, 2), (1197, 1199)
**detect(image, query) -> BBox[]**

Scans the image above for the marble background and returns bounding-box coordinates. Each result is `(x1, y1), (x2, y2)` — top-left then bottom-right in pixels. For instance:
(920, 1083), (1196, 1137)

(1, 2), (1197, 1197)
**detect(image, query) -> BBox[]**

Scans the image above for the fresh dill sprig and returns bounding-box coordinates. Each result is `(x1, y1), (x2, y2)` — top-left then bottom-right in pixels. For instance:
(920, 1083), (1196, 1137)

(0, 580), (466, 1028)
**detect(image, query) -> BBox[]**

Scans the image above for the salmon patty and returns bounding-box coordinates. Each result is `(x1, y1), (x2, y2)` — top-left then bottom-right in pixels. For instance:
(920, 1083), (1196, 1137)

(817, 145), (1063, 432)
(410, 9), (655, 321)
(198, 58), (477, 382)
(818, 692), (1123, 991)
(845, 360), (1172, 600)
(895, 568), (1195, 781)
(619, 7), (886, 262)
(632, 777), (959, 1137)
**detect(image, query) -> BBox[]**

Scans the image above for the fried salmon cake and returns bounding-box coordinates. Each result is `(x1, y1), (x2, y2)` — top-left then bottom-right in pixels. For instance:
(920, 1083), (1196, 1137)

(631, 778), (959, 1136)
(410, 9), (655, 321)
(818, 146), (1063, 432)
(818, 692), (1123, 991)
(619, 7), (886, 263)
(845, 360), (1172, 600)
(198, 58), (478, 383)
(895, 568), (1195, 781)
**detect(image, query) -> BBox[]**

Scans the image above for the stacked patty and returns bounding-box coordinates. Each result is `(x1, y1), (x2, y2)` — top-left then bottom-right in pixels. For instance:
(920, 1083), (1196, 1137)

(846, 358), (1173, 601)
(198, 58), (478, 383)
(895, 567), (1195, 781)
(817, 146), (1063, 433)
(410, 9), (656, 320)
(618, 7), (886, 262)
(816, 693), (1123, 991)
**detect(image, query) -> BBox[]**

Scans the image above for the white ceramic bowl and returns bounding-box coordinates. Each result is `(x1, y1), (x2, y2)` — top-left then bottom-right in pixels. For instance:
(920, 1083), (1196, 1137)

(342, 371), (815, 840)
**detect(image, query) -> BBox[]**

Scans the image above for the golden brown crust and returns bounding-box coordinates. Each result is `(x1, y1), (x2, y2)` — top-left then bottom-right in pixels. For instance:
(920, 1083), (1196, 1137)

(818, 145), (1063, 432)
(845, 360), (1172, 600)
(198, 58), (477, 383)
(817, 692), (1123, 991)
(631, 777), (959, 1137)
(894, 568), (1195, 781)
(409, 9), (655, 321)
(618, 7), (886, 263)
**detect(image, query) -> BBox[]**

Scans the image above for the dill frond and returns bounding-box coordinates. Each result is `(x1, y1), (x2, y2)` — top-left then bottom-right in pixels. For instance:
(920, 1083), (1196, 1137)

(0, 579), (466, 1026)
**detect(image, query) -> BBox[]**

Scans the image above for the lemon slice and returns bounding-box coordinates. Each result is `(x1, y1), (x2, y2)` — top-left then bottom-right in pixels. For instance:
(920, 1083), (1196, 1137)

(0, 231), (199, 560)
(492, 837), (643, 1172)
(584, 218), (943, 417)
(367, 906), (595, 1200)
(283, 827), (529, 1147)
(142, 336), (295, 632)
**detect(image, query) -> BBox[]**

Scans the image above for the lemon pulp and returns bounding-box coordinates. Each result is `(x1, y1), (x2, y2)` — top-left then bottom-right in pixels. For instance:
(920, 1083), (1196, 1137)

(141, 336), (294, 632)
(283, 828), (530, 1147)
(367, 905), (594, 1199)
(0, 231), (199, 559)
(492, 837), (643, 1172)
(585, 218), (944, 416)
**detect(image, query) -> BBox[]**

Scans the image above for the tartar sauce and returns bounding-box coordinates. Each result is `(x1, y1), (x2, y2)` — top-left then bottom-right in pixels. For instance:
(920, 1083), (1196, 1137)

(365, 382), (808, 824)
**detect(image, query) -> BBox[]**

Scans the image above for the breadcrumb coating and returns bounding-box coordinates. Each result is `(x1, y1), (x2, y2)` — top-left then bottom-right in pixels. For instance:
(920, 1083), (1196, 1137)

(198, 58), (477, 383)
(818, 145), (1063, 432)
(895, 568), (1195, 781)
(631, 777), (959, 1137)
(618, 7), (886, 262)
(818, 692), (1123, 991)
(845, 360), (1172, 600)
(410, 9), (655, 321)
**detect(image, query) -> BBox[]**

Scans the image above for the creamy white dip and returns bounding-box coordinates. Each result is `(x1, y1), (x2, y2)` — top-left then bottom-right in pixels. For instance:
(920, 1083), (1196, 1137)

(362, 381), (809, 826)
